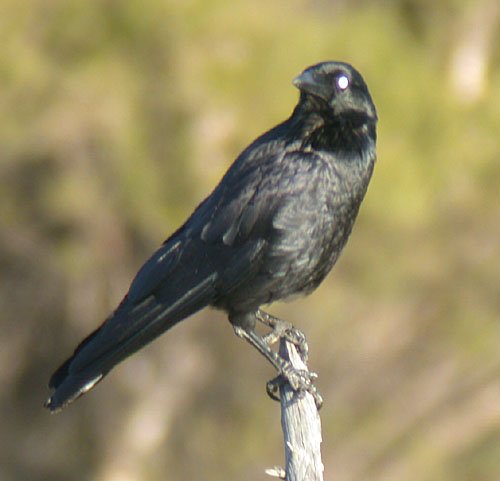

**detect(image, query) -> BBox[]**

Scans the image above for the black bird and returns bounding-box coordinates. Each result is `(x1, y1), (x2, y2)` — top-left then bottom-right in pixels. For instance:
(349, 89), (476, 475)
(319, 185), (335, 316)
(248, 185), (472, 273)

(45, 61), (377, 412)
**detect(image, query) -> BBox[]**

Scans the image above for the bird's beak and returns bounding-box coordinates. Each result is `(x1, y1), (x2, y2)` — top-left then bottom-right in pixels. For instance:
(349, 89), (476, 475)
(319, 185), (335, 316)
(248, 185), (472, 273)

(293, 70), (329, 101)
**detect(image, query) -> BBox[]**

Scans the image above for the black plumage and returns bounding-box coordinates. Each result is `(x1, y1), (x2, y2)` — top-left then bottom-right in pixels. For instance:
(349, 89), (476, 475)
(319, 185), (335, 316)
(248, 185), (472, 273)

(46, 61), (377, 411)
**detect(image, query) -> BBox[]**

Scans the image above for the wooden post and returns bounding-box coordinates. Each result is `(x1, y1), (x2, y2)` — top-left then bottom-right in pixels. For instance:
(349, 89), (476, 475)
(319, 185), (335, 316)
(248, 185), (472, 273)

(266, 338), (324, 481)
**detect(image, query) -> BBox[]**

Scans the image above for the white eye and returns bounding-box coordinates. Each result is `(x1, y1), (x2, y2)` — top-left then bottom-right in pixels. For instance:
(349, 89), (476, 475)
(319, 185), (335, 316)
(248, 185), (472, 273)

(336, 74), (349, 90)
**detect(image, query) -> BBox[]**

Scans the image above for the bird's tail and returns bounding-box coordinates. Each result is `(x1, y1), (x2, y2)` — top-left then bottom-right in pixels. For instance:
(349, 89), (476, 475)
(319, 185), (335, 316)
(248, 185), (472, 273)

(45, 272), (217, 412)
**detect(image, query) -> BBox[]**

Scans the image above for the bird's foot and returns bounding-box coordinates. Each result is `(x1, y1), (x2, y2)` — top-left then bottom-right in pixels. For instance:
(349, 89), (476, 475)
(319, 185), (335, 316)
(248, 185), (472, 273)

(267, 366), (323, 410)
(232, 316), (320, 409)
(257, 310), (309, 362)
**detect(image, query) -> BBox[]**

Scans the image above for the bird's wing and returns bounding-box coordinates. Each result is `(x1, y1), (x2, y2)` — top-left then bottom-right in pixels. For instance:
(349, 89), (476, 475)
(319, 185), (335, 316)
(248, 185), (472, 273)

(45, 148), (278, 411)
(46, 140), (321, 411)
(199, 147), (335, 297)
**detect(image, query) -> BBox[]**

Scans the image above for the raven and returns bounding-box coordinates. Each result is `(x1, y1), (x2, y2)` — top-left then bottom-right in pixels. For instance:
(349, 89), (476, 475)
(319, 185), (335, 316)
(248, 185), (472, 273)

(45, 61), (377, 411)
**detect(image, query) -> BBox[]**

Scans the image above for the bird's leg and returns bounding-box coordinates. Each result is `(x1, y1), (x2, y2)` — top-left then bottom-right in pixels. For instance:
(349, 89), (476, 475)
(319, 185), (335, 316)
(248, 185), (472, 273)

(233, 325), (288, 373)
(256, 309), (309, 362)
(232, 317), (322, 409)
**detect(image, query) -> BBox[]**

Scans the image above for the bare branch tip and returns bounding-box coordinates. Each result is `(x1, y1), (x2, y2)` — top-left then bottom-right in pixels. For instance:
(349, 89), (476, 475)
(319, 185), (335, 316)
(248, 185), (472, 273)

(265, 466), (286, 479)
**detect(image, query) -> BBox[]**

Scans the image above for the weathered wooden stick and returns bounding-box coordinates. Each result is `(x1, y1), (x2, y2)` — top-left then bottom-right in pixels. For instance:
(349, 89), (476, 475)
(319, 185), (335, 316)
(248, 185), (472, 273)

(266, 338), (324, 481)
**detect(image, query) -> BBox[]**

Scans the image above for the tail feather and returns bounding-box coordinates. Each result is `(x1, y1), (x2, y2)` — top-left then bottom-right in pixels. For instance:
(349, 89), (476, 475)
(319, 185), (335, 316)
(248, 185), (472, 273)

(45, 272), (217, 412)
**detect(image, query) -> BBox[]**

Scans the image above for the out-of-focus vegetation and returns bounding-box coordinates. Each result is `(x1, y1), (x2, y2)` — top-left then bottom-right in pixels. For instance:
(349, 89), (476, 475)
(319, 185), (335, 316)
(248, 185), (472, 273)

(1, 1), (499, 480)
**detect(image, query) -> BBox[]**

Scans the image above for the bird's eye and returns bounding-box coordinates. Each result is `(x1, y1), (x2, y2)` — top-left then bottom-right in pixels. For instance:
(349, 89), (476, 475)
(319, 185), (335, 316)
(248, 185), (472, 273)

(336, 74), (349, 91)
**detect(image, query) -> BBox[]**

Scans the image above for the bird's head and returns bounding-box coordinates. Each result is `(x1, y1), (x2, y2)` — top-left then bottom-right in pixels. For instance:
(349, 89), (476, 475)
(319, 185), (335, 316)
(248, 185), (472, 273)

(293, 61), (377, 122)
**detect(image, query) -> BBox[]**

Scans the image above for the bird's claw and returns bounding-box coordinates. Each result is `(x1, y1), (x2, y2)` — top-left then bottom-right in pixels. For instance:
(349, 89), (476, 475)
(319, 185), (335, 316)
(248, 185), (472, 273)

(258, 312), (309, 362)
(283, 328), (309, 362)
(266, 367), (323, 409)
(266, 376), (282, 402)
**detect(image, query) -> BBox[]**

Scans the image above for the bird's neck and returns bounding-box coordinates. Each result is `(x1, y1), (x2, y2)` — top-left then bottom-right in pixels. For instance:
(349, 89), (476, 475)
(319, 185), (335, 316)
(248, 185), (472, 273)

(289, 108), (376, 156)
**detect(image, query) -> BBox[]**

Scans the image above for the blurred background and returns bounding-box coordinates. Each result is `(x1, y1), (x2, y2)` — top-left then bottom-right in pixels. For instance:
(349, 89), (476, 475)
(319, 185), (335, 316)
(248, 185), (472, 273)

(1, 0), (499, 480)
